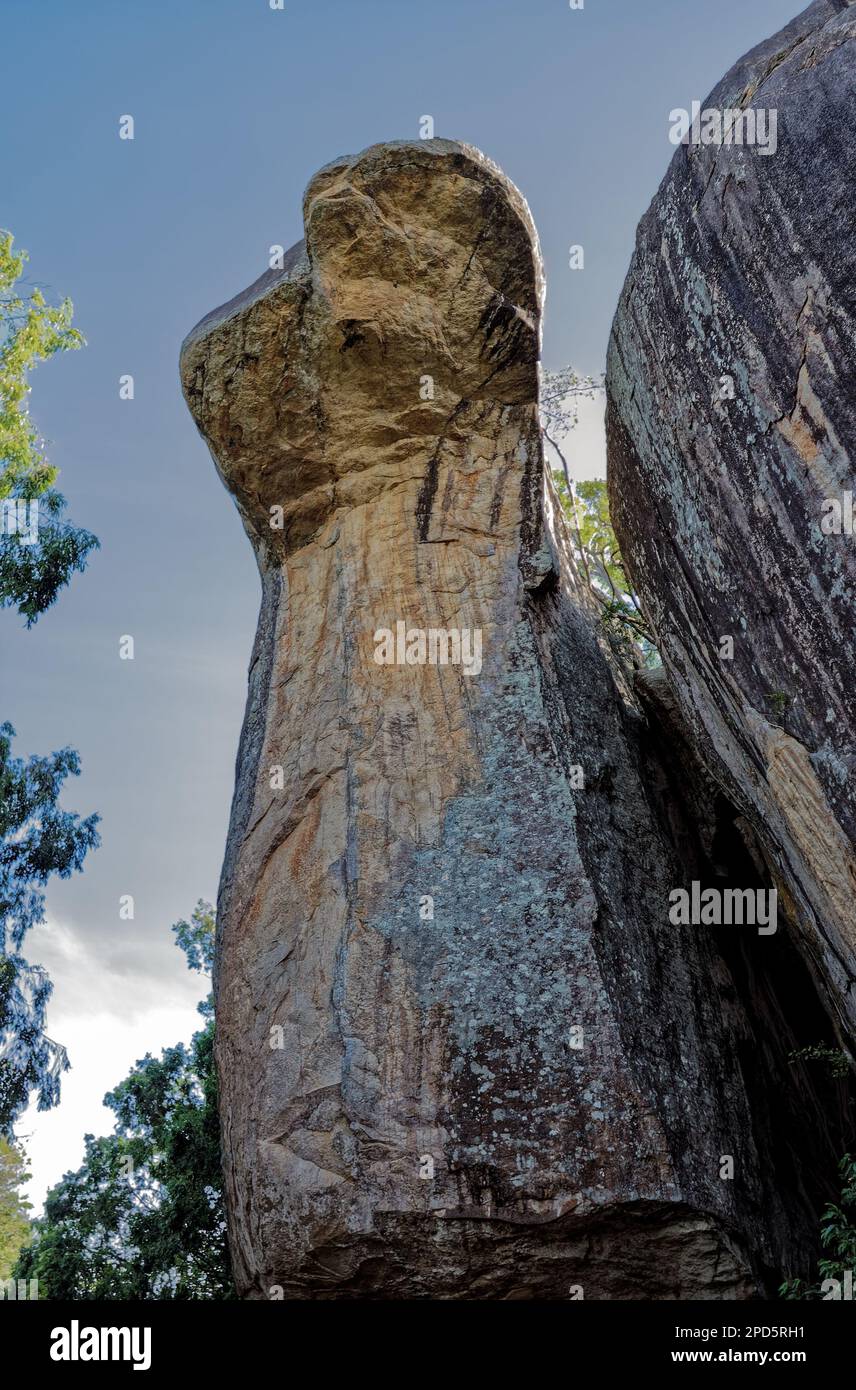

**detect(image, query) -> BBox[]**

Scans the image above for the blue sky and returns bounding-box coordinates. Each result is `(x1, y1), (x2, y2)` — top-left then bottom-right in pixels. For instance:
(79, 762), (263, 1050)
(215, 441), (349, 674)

(1, 0), (799, 1205)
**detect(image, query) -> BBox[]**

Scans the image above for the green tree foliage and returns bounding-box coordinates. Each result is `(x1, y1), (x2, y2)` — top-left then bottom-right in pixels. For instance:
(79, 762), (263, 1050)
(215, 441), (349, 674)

(172, 899), (215, 1001)
(1, 490), (98, 627)
(0, 231), (98, 622)
(788, 1043), (851, 1081)
(540, 366), (658, 669)
(14, 903), (234, 1299)
(1, 235), (100, 1132)
(552, 472), (658, 667)
(0, 232), (82, 498)
(0, 723), (99, 1133)
(0, 1137), (31, 1278)
(780, 1154), (856, 1299)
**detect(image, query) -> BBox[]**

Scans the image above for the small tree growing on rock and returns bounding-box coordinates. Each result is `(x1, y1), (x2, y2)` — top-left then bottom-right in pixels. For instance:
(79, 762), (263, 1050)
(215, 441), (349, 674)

(540, 366), (657, 668)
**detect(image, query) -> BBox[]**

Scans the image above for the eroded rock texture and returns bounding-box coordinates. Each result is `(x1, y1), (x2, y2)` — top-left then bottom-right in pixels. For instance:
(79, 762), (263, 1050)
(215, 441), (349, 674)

(607, 0), (856, 1049)
(183, 140), (842, 1299)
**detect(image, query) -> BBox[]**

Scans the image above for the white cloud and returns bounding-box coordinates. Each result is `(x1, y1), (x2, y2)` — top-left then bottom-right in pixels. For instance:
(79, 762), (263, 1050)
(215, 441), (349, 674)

(15, 918), (205, 1213)
(543, 382), (607, 482)
(570, 390), (607, 480)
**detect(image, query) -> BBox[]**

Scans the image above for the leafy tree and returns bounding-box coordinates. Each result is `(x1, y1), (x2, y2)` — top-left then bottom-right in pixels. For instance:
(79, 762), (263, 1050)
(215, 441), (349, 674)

(0, 231), (82, 498)
(1, 489), (98, 627)
(1, 234), (100, 1132)
(0, 1136), (31, 1278)
(781, 1154), (856, 1299)
(0, 230), (98, 623)
(788, 1043), (851, 1081)
(539, 364), (603, 457)
(540, 366), (657, 668)
(14, 902), (234, 1299)
(172, 899), (215, 1004)
(553, 473), (658, 664)
(0, 723), (100, 1133)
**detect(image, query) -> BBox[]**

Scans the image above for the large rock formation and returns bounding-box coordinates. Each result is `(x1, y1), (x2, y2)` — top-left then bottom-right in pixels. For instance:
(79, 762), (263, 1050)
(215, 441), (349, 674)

(608, 0), (856, 1050)
(182, 139), (845, 1299)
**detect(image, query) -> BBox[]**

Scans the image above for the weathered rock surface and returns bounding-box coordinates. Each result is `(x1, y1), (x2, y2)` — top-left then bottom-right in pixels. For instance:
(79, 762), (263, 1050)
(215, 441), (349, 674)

(607, 0), (856, 1050)
(183, 139), (844, 1299)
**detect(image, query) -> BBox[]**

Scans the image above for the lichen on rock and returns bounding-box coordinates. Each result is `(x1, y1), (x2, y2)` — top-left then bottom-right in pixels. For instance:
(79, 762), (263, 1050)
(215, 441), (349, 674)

(607, 0), (856, 1050)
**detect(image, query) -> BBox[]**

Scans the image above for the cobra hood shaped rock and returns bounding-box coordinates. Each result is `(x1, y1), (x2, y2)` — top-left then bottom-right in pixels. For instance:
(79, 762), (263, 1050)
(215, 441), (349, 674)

(182, 139), (846, 1298)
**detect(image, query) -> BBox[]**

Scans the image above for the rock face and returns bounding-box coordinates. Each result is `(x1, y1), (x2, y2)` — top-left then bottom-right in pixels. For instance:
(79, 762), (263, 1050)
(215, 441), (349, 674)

(607, 0), (856, 1049)
(183, 139), (843, 1299)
